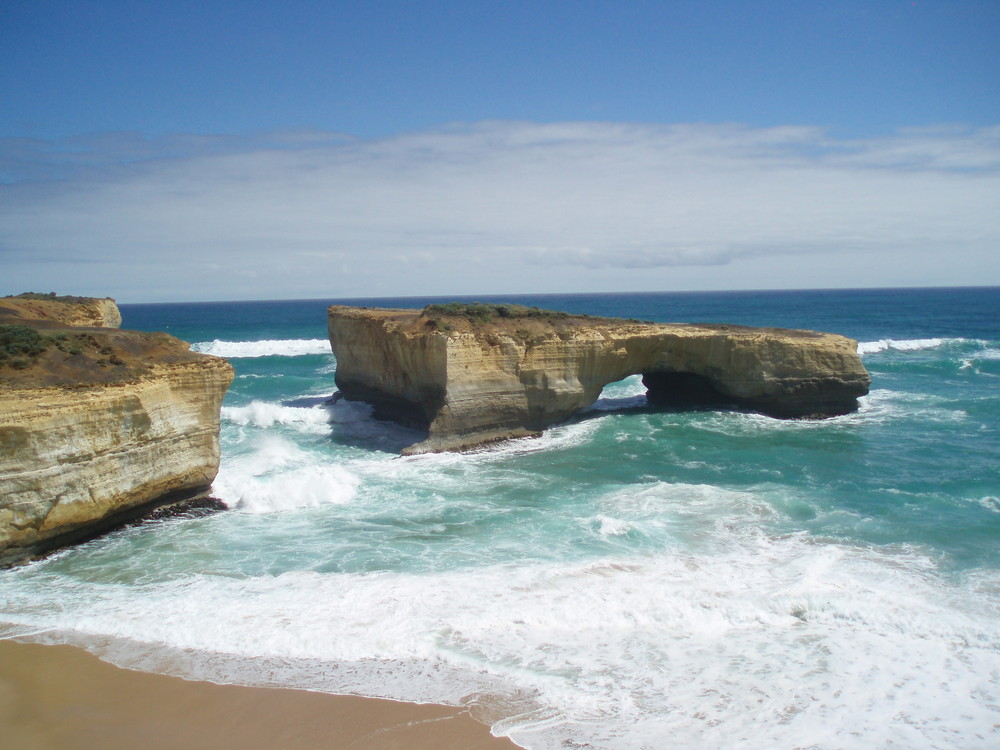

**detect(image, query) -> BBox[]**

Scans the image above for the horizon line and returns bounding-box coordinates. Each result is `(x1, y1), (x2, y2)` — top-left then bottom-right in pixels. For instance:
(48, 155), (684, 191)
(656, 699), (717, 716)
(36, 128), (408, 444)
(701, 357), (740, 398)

(109, 284), (1000, 307)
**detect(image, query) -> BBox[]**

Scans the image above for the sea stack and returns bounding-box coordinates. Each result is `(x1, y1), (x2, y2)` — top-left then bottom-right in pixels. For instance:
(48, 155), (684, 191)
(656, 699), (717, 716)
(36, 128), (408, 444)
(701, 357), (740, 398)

(328, 303), (871, 454)
(0, 294), (234, 566)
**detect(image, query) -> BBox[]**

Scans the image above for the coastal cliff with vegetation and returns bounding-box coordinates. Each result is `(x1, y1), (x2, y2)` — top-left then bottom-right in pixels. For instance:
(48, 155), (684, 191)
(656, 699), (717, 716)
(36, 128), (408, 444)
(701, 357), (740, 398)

(0, 295), (234, 566)
(328, 303), (871, 453)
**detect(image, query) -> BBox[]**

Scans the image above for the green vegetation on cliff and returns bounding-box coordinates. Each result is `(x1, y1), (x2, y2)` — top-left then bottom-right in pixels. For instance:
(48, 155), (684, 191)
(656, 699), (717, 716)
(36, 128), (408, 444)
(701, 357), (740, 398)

(0, 324), (126, 372)
(0, 325), (51, 369)
(420, 302), (647, 334)
(423, 302), (575, 323)
(6, 292), (94, 304)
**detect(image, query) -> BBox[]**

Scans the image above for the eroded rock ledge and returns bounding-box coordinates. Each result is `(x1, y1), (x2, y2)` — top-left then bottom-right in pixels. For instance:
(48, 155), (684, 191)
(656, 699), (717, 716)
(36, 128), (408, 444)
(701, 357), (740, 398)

(1, 296), (234, 566)
(328, 304), (871, 454)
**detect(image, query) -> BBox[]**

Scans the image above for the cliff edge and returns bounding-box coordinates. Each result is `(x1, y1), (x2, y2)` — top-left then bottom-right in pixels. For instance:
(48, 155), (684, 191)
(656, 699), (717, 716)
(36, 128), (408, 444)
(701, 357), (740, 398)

(328, 303), (871, 454)
(0, 296), (234, 566)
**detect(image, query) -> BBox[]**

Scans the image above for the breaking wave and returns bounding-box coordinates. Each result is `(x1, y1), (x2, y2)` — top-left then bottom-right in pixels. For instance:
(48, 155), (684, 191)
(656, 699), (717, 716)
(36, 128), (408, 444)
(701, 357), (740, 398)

(857, 337), (989, 355)
(192, 339), (331, 358)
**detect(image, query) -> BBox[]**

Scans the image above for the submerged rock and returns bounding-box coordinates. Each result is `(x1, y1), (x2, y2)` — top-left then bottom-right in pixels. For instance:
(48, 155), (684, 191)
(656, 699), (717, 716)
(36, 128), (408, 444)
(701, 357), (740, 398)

(0, 296), (233, 566)
(328, 303), (871, 454)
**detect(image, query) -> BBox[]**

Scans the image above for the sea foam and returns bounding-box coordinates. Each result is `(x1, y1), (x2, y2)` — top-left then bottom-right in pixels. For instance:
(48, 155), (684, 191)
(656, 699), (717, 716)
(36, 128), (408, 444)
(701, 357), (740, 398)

(216, 465), (360, 513)
(223, 401), (332, 430)
(192, 338), (331, 358)
(856, 337), (984, 355)
(3, 527), (998, 750)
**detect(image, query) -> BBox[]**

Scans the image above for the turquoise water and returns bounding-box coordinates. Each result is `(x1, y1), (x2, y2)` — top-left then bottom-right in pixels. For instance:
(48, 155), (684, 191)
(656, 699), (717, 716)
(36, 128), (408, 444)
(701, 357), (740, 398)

(2, 288), (998, 749)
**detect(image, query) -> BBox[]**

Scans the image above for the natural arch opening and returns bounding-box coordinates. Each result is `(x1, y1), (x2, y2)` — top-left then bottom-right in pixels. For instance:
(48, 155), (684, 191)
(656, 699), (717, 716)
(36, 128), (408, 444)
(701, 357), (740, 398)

(641, 371), (734, 411)
(591, 374), (648, 412)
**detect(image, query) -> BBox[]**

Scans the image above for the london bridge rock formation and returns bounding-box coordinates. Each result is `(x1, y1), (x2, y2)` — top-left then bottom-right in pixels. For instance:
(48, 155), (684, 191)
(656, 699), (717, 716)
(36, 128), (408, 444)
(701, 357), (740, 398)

(0, 295), (233, 566)
(328, 303), (871, 454)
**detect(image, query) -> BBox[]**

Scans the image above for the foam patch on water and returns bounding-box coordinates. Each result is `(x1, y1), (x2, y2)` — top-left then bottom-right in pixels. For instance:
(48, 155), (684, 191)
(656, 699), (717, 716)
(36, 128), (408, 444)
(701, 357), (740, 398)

(376, 420), (604, 471)
(213, 463), (360, 513)
(856, 337), (999, 357)
(3, 531), (998, 750)
(223, 401), (333, 431)
(193, 338), (332, 358)
(959, 343), (1000, 375)
(211, 431), (361, 513)
(858, 338), (948, 355)
(591, 515), (636, 537)
(977, 497), (1000, 514)
(684, 388), (972, 439)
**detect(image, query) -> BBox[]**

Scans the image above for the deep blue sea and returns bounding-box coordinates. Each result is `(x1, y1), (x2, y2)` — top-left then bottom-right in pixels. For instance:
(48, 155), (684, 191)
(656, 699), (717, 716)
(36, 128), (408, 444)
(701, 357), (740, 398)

(2, 287), (998, 749)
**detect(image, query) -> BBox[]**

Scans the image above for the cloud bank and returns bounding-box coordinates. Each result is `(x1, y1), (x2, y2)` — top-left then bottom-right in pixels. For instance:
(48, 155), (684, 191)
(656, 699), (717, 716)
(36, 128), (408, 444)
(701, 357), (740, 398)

(2, 121), (998, 302)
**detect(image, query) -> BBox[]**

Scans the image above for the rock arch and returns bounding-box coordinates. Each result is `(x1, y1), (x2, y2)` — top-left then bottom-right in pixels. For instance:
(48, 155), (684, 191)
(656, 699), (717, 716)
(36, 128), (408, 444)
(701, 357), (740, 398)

(328, 306), (870, 454)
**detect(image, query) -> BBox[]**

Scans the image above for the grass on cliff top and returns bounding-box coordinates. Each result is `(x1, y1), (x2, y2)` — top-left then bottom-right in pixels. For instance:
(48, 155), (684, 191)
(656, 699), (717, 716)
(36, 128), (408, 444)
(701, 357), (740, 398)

(6, 292), (95, 304)
(420, 302), (647, 333)
(422, 302), (579, 324)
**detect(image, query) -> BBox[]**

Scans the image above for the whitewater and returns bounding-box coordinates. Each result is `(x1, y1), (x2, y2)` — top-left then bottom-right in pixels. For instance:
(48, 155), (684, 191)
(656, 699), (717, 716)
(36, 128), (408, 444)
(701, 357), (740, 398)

(1, 288), (998, 749)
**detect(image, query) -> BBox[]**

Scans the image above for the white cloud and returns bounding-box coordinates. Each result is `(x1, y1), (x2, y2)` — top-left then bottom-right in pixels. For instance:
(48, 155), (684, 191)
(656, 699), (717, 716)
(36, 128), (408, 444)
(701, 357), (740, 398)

(1, 121), (997, 302)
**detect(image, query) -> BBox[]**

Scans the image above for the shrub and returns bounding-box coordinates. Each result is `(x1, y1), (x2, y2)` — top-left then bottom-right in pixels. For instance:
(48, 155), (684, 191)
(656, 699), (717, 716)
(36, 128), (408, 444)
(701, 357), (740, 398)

(0, 324), (50, 367)
(426, 318), (453, 333)
(8, 291), (58, 299)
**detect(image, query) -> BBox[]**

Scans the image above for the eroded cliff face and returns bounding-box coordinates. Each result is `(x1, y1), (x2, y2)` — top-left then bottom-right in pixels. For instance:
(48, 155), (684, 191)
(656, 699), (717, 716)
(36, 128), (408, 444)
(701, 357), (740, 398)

(328, 306), (871, 454)
(0, 298), (233, 566)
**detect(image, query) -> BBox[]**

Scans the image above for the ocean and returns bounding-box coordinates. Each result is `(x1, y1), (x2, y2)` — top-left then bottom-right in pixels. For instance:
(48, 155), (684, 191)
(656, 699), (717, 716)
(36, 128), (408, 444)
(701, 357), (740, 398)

(2, 287), (998, 749)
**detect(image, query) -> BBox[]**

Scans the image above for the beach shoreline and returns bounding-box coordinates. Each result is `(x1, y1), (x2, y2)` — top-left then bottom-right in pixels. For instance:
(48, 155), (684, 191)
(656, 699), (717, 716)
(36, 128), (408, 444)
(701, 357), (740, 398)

(0, 639), (519, 750)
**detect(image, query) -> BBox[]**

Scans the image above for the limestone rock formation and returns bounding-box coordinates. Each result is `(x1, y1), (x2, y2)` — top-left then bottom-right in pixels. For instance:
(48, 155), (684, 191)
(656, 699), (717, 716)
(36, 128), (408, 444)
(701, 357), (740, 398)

(328, 304), (870, 454)
(0, 297), (233, 566)
(0, 293), (122, 328)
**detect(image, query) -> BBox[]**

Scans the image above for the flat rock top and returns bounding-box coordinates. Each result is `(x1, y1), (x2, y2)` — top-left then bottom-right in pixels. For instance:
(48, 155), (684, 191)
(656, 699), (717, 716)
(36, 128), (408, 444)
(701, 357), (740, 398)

(329, 304), (832, 342)
(0, 294), (121, 328)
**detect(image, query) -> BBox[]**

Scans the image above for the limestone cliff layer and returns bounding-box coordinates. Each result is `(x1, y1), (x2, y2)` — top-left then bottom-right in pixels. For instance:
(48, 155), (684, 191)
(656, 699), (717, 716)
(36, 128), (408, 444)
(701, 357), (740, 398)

(328, 305), (871, 454)
(0, 298), (233, 566)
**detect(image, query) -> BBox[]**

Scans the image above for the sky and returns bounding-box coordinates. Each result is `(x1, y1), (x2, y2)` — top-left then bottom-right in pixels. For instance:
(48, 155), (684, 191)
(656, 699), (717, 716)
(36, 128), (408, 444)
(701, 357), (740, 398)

(1, 0), (998, 303)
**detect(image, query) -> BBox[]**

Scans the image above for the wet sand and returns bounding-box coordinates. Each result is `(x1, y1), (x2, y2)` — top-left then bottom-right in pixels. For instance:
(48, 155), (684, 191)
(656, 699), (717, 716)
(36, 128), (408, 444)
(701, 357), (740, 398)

(0, 640), (520, 750)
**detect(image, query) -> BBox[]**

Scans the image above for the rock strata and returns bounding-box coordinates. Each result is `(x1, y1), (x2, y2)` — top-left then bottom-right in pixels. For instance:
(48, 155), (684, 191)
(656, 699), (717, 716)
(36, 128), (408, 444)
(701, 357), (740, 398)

(0, 296), (233, 566)
(328, 304), (871, 454)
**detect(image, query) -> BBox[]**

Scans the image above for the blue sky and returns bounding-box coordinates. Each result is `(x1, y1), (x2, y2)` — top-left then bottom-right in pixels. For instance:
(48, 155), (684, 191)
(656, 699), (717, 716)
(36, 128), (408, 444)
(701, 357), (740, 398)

(2, 1), (998, 302)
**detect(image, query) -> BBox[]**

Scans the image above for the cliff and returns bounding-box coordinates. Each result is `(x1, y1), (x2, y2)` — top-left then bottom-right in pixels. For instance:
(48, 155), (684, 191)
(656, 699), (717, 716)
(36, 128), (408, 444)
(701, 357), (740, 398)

(0, 293), (122, 328)
(328, 304), (871, 454)
(0, 297), (233, 566)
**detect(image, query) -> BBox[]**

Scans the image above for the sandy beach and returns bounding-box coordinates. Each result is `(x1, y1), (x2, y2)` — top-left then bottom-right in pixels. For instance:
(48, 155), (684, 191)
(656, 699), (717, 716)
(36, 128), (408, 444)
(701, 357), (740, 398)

(0, 639), (519, 750)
